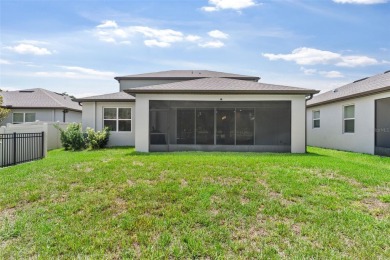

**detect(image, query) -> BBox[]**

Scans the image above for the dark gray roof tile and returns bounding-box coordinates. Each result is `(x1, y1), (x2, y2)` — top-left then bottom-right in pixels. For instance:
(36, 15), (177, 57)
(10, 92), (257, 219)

(0, 88), (82, 111)
(125, 77), (319, 95)
(307, 71), (390, 107)
(73, 92), (135, 102)
(115, 70), (260, 81)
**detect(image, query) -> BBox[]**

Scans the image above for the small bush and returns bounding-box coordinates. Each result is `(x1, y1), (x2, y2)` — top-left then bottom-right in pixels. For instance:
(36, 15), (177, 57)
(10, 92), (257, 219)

(57, 123), (86, 151)
(85, 127), (110, 149)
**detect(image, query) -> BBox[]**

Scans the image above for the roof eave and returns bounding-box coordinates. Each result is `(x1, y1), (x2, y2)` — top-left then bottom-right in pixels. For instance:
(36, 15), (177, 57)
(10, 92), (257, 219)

(125, 89), (319, 95)
(2, 106), (82, 112)
(73, 99), (135, 102)
(307, 86), (390, 108)
(114, 76), (260, 81)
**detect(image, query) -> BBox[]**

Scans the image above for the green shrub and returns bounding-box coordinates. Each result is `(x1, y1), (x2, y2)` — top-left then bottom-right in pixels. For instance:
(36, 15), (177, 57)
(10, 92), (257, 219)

(57, 123), (86, 151)
(85, 127), (110, 149)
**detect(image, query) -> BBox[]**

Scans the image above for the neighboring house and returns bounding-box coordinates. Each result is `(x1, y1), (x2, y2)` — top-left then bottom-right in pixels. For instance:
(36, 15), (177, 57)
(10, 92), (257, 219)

(307, 71), (390, 156)
(0, 88), (82, 125)
(75, 70), (319, 153)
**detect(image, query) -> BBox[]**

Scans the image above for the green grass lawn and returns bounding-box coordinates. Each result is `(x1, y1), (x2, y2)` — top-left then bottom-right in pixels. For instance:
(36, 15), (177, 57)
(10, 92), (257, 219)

(0, 147), (389, 259)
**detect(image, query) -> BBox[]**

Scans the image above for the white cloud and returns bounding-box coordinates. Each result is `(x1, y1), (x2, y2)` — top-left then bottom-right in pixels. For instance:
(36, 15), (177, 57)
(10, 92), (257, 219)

(144, 40), (171, 48)
(319, 70), (344, 78)
(0, 59), (11, 65)
(300, 67), (317, 75)
(97, 20), (118, 28)
(198, 40), (225, 48)
(300, 67), (344, 78)
(60, 66), (116, 78)
(132, 26), (184, 43)
(186, 35), (202, 42)
(263, 47), (379, 67)
(17, 40), (50, 45)
(208, 30), (229, 39)
(336, 55), (379, 67)
(263, 47), (340, 65)
(202, 0), (257, 12)
(95, 23), (185, 47)
(5, 44), (52, 55)
(333, 0), (388, 4)
(202, 6), (218, 11)
(31, 66), (115, 80)
(94, 21), (229, 48)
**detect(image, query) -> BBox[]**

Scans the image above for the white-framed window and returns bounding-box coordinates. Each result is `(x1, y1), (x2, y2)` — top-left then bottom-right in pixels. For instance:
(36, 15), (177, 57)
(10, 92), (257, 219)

(343, 105), (355, 133)
(12, 112), (36, 124)
(103, 107), (131, 132)
(312, 110), (320, 128)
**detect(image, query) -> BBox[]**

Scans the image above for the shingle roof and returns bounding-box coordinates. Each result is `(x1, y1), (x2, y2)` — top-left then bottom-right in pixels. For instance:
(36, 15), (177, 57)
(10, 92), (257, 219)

(73, 92), (135, 102)
(124, 77), (319, 95)
(115, 70), (260, 81)
(307, 71), (390, 107)
(0, 88), (82, 111)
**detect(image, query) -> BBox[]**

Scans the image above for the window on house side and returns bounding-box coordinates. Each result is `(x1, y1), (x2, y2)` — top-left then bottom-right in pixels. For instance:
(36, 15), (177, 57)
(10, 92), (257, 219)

(103, 108), (131, 132)
(25, 113), (36, 122)
(343, 105), (355, 133)
(12, 112), (36, 124)
(313, 110), (320, 128)
(13, 113), (24, 124)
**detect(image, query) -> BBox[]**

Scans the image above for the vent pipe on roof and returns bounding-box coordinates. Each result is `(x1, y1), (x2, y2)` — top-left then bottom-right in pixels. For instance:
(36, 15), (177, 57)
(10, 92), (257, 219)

(384, 70), (390, 74)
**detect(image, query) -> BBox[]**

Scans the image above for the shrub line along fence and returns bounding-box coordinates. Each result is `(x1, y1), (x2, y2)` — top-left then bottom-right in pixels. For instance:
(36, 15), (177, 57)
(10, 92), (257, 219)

(0, 121), (69, 168)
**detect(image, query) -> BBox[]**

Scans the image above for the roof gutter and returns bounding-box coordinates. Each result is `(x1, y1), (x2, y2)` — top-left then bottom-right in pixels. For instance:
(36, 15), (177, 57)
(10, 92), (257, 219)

(114, 76), (261, 81)
(306, 94), (314, 101)
(125, 89), (320, 95)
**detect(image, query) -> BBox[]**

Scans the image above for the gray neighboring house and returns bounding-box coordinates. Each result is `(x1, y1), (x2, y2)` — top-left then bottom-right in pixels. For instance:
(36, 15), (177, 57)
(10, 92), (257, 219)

(76, 70), (319, 152)
(307, 71), (390, 156)
(0, 88), (82, 126)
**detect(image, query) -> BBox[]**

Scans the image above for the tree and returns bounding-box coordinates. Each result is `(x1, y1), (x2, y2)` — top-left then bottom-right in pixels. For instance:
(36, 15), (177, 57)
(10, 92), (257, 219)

(0, 92), (11, 123)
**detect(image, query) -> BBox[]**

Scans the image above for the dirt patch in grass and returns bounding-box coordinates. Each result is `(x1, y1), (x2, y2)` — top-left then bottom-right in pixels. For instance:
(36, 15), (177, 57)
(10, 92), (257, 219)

(301, 168), (363, 188)
(0, 207), (17, 223)
(203, 176), (242, 186)
(232, 221), (268, 248)
(359, 197), (389, 219)
(240, 197), (250, 205)
(209, 208), (219, 216)
(51, 194), (68, 203)
(127, 179), (135, 186)
(112, 198), (128, 217)
(132, 161), (144, 167)
(180, 179), (188, 188)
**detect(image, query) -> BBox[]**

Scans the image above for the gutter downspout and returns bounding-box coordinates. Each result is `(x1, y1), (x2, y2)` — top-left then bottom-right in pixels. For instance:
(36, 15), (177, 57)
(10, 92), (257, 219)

(305, 94), (314, 153)
(62, 109), (69, 123)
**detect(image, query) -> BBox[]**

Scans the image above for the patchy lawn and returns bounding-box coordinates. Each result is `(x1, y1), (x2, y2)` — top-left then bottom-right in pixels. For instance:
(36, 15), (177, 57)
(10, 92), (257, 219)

(0, 147), (389, 259)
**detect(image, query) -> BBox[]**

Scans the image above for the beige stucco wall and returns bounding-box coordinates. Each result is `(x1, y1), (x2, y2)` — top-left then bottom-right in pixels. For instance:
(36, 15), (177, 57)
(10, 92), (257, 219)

(81, 101), (135, 147)
(306, 91), (390, 154)
(1, 108), (81, 126)
(135, 94), (307, 153)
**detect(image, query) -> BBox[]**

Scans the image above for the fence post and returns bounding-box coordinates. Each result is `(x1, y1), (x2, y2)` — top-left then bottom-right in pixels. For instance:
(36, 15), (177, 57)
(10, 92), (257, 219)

(13, 132), (16, 165)
(41, 131), (45, 158)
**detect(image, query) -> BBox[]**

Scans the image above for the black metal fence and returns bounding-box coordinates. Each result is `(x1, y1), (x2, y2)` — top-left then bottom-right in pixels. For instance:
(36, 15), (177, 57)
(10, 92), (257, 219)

(0, 132), (45, 167)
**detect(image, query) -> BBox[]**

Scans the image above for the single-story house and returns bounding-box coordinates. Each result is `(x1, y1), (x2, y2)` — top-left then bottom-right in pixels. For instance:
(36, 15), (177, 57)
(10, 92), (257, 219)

(0, 88), (82, 125)
(307, 70), (390, 156)
(75, 70), (319, 153)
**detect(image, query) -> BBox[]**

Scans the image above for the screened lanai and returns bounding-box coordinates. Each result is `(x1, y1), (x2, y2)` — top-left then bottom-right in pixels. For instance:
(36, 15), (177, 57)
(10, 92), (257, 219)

(149, 100), (291, 152)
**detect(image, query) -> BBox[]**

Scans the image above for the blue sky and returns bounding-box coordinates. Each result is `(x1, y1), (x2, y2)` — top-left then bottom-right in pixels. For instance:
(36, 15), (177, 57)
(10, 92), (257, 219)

(1, 0), (389, 97)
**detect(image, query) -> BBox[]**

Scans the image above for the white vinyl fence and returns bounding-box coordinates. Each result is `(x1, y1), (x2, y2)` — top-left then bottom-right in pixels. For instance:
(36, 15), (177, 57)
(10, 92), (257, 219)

(0, 121), (69, 167)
